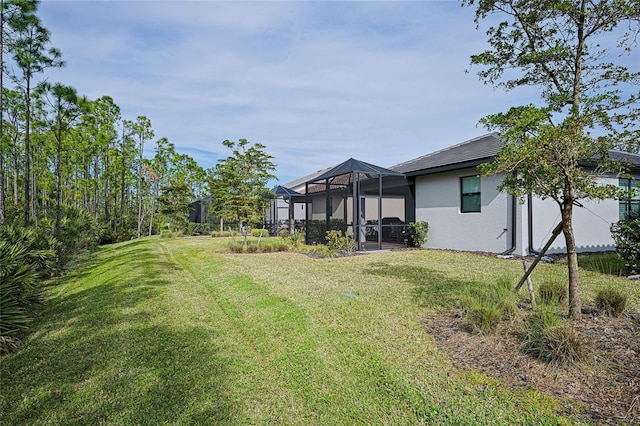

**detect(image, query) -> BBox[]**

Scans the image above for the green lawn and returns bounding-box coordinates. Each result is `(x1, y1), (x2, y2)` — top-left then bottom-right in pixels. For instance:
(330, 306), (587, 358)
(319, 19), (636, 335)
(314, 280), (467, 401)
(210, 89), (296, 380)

(2, 237), (636, 425)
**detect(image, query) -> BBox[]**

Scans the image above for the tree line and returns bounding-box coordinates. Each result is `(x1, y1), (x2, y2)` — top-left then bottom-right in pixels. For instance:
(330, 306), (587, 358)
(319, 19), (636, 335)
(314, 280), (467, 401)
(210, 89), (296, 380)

(0, 0), (214, 244)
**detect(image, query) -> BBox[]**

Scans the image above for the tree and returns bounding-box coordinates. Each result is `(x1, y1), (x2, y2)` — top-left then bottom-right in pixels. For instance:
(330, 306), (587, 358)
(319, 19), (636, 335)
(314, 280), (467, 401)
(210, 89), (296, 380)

(208, 139), (276, 246)
(464, 0), (640, 319)
(128, 116), (153, 238)
(83, 96), (120, 223)
(148, 137), (170, 236)
(157, 182), (192, 232)
(10, 10), (62, 226)
(0, 0), (38, 225)
(40, 83), (81, 235)
(2, 87), (23, 211)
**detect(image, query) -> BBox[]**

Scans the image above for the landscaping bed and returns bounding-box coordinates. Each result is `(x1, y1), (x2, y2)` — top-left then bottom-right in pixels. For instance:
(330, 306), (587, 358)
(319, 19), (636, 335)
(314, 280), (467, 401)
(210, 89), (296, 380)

(425, 310), (640, 425)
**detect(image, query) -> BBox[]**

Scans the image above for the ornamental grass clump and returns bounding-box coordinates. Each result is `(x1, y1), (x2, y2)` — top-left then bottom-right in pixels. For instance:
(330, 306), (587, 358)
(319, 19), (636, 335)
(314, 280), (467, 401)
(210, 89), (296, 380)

(521, 307), (591, 366)
(595, 286), (627, 317)
(464, 276), (519, 333)
(538, 278), (567, 306)
(227, 238), (290, 253)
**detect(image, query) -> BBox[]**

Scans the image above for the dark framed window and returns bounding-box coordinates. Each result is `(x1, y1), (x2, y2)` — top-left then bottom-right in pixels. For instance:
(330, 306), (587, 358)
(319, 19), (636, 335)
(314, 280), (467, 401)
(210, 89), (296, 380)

(461, 175), (481, 213)
(619, 178), (640, 220)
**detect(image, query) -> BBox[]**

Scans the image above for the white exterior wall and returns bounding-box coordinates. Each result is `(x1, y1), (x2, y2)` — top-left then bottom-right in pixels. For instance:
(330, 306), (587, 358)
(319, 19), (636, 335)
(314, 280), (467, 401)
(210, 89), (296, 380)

(414, 169), (512, 253)
(267, 198), (306, 224)
(414, 170), (622, 255)
(527, 176), (619, 254)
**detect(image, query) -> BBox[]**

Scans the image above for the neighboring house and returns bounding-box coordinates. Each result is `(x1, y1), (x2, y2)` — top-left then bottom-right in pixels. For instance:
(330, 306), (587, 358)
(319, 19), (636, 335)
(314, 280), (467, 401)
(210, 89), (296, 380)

(265, 166), (334, 232)
(268, 185), (305, 233)
(391, 133), (640, 255)
(189, 197), (211, 224)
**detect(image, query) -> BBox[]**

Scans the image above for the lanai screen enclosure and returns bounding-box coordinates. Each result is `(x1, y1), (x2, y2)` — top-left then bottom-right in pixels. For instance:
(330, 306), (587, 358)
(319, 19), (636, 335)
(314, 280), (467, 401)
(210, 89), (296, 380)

(304, 158), (414, 250)
(269, 185), (304, 234)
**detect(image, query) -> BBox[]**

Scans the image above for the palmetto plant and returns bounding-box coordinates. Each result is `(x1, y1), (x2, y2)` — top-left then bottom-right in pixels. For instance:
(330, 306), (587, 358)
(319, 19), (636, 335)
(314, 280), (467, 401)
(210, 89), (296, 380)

(0, 225), (56, 353)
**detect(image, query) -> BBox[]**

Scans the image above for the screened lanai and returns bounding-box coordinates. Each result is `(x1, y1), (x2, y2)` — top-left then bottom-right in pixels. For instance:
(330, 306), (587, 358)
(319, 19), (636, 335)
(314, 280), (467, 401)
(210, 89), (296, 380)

(268, 185), (304, 234)
(304, 158), (414, 250)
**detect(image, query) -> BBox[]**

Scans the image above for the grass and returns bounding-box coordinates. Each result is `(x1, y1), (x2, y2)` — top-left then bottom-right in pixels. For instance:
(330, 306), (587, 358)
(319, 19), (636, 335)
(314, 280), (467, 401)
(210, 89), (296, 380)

(1, 237), (637, 425)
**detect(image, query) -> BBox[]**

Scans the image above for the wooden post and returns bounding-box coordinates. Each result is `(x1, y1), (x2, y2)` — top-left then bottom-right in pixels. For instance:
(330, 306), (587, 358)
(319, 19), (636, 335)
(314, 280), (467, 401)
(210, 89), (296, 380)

(522, 259), (537, 309)
(514, 221), (564, 293)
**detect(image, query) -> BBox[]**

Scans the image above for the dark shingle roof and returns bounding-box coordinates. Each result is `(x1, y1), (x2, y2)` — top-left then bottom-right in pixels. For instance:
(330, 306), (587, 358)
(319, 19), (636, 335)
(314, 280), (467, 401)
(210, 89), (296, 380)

(391, 133), (504, 176)
(608, 150), (640, 170)
(312, 158), (404, 182)
(272, 185), (303, 197)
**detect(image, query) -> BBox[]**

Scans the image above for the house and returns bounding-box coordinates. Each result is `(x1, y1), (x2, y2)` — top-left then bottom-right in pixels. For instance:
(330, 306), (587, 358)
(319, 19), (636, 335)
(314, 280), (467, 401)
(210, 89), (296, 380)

(268, 185), (305, 234)
(281, 133), (640, 254)
(189, 196), (211, 224)
(392, 133), (640, 255)
(266, 166), (333, 233)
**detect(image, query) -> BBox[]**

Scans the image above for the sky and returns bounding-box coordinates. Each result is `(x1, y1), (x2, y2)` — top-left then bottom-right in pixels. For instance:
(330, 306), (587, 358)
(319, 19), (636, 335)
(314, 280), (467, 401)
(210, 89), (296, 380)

(37, 0), (543, 185)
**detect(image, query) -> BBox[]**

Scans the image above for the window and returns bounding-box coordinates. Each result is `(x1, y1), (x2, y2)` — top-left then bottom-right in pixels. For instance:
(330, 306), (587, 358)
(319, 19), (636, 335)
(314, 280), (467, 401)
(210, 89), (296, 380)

(619, 178), (640, 220)
(461, 175), (481, 213)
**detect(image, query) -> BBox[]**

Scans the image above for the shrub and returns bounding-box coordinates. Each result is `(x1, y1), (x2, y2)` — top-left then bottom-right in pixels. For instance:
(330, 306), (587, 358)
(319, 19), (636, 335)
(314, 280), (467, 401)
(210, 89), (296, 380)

(57, 207), (99, 255)
(610, 218), (640, 274)
(228, 241), (244, 253)
(325, 230), (356, 253)
(97, 226), (117, 245)
(297, 244), (336, 258)
(538, 278), (567, 306)
(289, 231), (304, 248)
(0, 225), (58, 278)
(0, 240), (38, 353)
(521, 307), (590, 366)
(186, 222), (207, 235)
(251, 228), (269, 238)
(227, 238), (291, 254)
(278, 229), (290, 239)
(408, 221), (429, 247)
(0, 225), (57, 354)
(595, 286), (627, 317)
(211, 231), (232, 238)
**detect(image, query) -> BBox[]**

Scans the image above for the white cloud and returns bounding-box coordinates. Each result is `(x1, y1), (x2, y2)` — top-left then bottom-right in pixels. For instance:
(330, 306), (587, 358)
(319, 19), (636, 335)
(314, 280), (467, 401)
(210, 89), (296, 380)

(37, 0), (545, 185)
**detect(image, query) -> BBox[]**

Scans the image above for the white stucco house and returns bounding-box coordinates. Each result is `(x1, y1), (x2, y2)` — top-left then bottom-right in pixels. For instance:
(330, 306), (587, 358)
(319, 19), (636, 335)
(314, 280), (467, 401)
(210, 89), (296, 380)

(278, 133), (640, 254)
(392, 133), (640, 255)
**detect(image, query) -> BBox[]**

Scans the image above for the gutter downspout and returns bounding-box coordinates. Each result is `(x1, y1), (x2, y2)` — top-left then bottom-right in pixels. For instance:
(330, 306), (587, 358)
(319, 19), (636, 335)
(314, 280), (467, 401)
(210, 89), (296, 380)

(500, 193), (517, 255)
(527, 193), (539, 256)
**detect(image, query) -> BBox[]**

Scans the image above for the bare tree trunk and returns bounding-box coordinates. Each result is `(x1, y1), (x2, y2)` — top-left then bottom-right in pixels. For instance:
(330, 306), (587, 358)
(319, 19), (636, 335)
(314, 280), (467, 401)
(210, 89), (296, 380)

(562, 200), (582, 320)
(23, 74), (30, 226)
(148, 178), (157, 236)
(137, 166), (143, 238)
(55, 129), (62, 236)
(12, 147), (18, 205)
(93, 155), (99, 221)
(83, 162), (89, 210)
(0, 4), (5, 226)
(120, 125), (126, 229)
(104, 153), (110, 224)
(0, 152), (4, 224)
